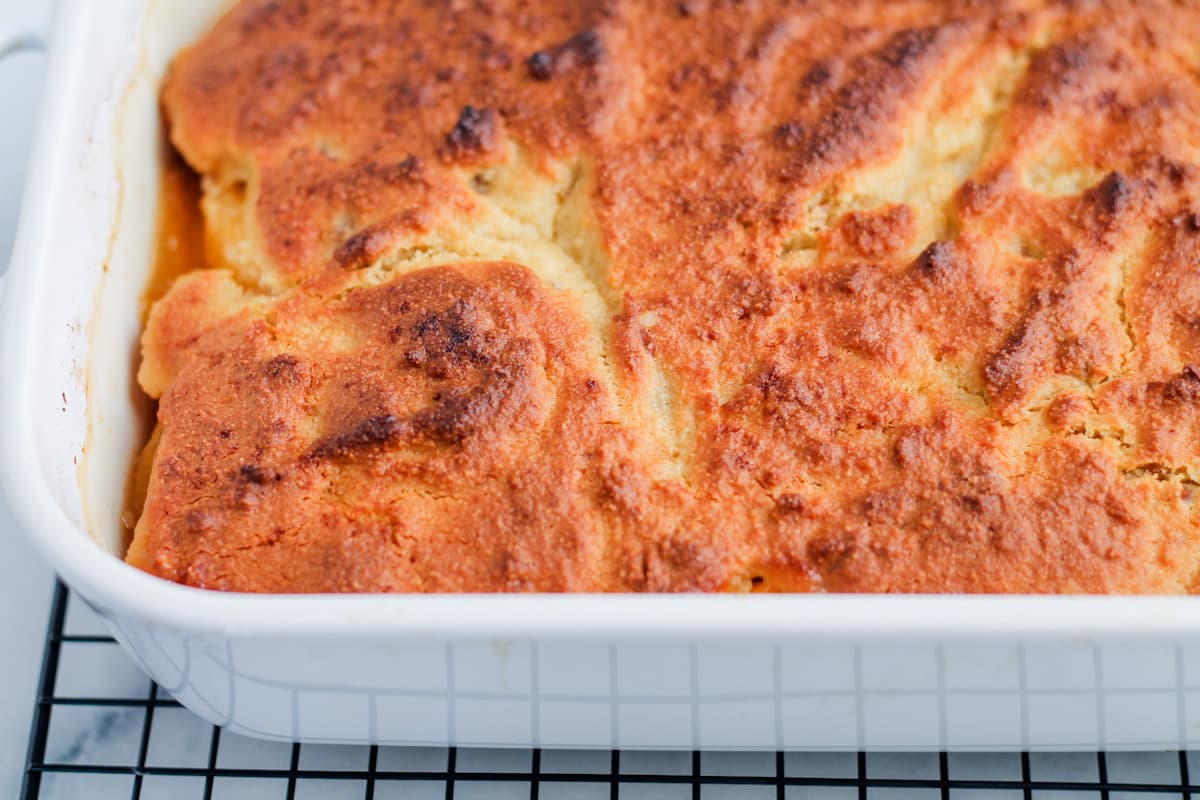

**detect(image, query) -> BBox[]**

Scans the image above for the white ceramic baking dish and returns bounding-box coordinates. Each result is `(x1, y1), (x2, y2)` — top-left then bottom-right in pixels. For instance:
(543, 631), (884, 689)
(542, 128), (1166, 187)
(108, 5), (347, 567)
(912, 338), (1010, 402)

(3, 0), (1200, 751)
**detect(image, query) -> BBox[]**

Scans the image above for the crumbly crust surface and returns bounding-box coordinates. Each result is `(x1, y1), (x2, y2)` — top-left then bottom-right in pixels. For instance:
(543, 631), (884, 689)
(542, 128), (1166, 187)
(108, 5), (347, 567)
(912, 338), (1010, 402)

(130, 0), (1200, 592)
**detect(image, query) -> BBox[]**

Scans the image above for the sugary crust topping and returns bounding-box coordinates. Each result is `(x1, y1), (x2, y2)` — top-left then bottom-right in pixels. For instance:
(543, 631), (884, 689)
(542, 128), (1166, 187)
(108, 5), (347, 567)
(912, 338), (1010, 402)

(133, 0), (1200, 592)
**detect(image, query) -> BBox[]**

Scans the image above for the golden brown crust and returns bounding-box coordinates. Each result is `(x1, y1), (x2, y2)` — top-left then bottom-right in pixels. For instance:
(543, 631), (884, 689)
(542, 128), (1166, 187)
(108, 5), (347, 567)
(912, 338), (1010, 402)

(134, 0), (1200, 593)
(133, 262), (685, 591)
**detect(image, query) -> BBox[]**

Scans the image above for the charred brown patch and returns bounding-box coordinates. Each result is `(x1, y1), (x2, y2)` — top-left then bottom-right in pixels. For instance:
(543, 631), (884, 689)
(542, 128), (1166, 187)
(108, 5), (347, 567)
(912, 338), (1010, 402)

(1175, 211), (1200, 233)
(440, 106), (501, 161)
(238, 463), (281, 484)
(1084, 171), (1135, 220)
(263, 354), (301, 379)
(775, 493), (807, 514)
(801, 59), (836, 88)
(411, 383), (506, 444)
(879, 26), (940, 69)
(355, 156), (428, 185)
(983, 289), (1058, 412)
(960, 493), (1000, 515)
(398, 299), (495, 379)
(1151, 156), (1191, 186)
(395, 154), (426, 180)
(773, 120), (806, 148)
(806, 532), (856, 573)
(527, 29), (604, 81)
(1018, 38), (1104, 109)
(332, 209), (431, 270)
(749, 20), (790, 57)
(755, 363), (800, 402)
(914, 239), (955, 276)
(1159, 365), (1200, 403)
(333, 225), (397, 270)
(783, 23), (959, 183)
(796, 58), (840, 108)
(527, 52), (555, 80)
(714, 80), (753, 112)
(307, 414), (406, 460)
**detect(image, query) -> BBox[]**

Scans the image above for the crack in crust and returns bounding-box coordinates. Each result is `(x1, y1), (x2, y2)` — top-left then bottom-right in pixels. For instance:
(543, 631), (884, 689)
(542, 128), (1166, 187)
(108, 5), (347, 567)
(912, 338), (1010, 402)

(133, 0), (1200, 593)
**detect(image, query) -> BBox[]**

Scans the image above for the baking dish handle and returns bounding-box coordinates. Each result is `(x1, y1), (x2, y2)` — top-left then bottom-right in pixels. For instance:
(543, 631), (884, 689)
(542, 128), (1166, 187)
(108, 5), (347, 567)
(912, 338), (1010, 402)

(0, 1), (53, 305)
(0, 3), (50, 59)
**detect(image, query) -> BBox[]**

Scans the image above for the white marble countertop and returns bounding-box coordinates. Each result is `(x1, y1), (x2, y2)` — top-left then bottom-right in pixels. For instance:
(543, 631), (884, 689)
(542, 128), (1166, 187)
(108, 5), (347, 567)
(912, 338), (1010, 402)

(0, 8), (54, 794)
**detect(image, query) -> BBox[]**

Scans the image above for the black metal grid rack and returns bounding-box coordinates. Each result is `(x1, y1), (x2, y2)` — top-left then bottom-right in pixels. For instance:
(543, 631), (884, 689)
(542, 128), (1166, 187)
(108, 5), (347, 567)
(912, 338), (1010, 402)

(21, 581), (1200, 799)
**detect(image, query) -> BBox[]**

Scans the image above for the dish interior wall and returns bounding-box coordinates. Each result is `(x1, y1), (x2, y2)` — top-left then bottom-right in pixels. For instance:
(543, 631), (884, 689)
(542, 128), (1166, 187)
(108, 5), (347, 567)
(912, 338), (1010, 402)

(81, 0), (233, 558)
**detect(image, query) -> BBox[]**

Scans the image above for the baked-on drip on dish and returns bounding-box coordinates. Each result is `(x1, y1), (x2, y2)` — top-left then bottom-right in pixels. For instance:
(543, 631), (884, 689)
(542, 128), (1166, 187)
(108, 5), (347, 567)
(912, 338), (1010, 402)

(128, 0), (1200, 592)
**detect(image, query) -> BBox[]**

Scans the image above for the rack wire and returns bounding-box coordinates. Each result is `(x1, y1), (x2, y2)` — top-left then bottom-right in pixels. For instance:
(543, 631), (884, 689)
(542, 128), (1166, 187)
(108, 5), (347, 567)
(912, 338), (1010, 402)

(21, 580), (1200, 799)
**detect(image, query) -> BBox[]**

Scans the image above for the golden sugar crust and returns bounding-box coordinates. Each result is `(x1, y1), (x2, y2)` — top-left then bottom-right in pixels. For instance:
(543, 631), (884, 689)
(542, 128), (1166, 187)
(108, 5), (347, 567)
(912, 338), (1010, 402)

(133, 0), (1200, 592)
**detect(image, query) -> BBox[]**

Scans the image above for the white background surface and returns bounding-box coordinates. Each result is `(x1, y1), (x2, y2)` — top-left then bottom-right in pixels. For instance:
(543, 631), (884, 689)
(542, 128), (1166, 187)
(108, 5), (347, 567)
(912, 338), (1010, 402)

(0, 1), (53, 792)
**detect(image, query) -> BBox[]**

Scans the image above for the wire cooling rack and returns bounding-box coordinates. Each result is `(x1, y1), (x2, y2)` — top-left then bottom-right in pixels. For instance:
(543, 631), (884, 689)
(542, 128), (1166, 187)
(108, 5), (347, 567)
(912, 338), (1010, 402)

(21, 581), (1200, 800)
